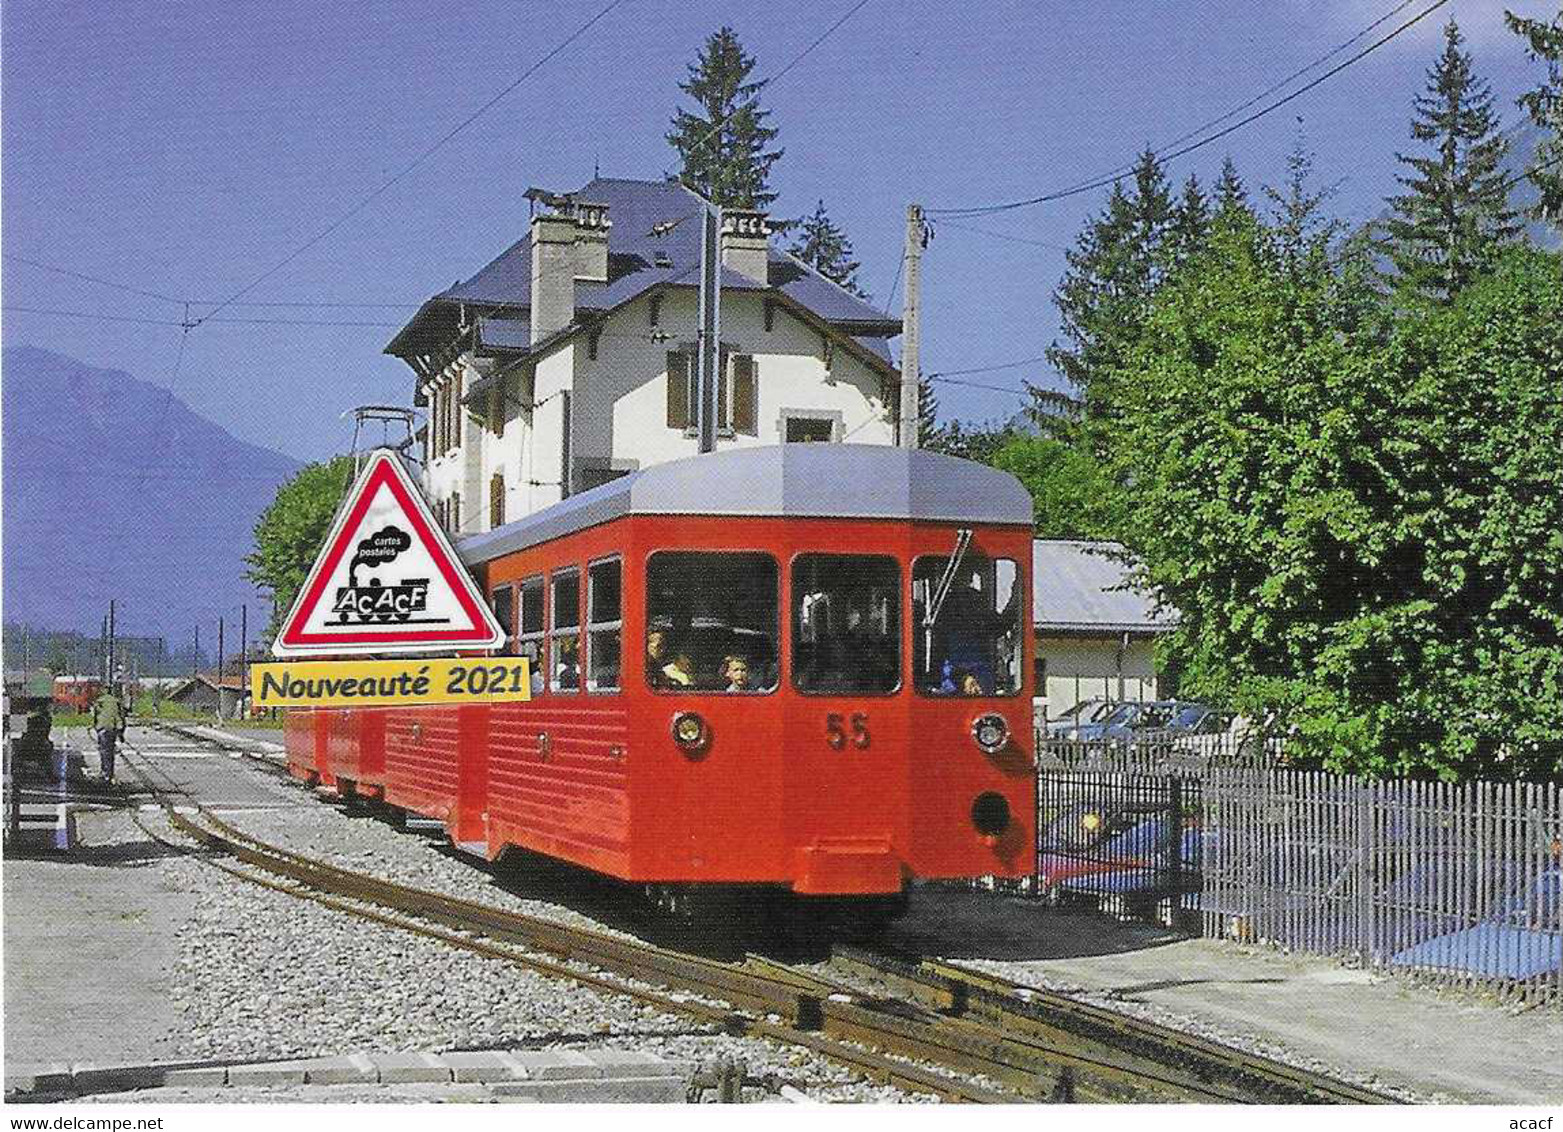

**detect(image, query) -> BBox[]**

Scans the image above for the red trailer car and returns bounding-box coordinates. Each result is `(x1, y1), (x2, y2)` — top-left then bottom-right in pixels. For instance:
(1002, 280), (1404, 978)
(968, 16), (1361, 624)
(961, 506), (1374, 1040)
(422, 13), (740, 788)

(297, 445), (1037, 912)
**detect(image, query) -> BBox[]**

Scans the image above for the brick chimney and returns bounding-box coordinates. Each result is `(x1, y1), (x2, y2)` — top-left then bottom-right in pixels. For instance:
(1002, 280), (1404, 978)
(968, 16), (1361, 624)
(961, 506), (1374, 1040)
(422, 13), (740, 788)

(528, 195), (612, 345)
(720, 210), (770, 284)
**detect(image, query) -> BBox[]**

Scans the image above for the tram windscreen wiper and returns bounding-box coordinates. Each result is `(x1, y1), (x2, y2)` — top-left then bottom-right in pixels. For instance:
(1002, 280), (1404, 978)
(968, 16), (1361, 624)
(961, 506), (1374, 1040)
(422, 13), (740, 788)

(923, 528), (973, 629)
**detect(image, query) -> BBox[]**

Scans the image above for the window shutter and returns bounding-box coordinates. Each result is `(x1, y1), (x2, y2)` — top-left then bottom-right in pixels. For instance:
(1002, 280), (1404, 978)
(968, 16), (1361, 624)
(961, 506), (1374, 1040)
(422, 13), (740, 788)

(489, 473), (505, 528)
(491, 382), (505, 439)
(666, 351), (690, 429)
(716, 348), (730, 431)
(732, 355), (757, 435)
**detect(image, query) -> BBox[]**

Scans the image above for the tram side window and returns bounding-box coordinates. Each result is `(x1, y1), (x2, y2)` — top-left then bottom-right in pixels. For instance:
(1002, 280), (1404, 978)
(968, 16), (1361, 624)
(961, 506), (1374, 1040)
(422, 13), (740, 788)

(645, 552), (778, 692)
(490, 586), (515, 654)
(911, 554), (1023, 697)
(587, 558), (621, 692)
(551, 569), (582, 692)
(792, 555), (901, 694)
(517, 576), (546, 694)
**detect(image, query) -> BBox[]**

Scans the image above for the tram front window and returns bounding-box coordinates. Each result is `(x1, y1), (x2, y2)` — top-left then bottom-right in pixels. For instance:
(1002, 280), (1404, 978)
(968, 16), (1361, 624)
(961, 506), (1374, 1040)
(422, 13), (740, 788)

(645, 552), (778, 693)
(912, 554), (1023, 696)
(792, 555), (901, 694)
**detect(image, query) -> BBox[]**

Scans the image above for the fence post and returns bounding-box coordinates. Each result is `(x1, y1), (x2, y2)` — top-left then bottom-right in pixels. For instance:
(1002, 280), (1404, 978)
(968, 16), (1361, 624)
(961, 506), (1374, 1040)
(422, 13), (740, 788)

(1357, 779), (1373, 967)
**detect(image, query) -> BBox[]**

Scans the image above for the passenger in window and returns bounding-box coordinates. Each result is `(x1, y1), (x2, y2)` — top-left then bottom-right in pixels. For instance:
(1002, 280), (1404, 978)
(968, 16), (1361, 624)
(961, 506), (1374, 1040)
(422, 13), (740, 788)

(662, 647), (696, 688)
(556, 638), (581, 690)
(960, 671), (986, 696)
(646, 629), (672, 687)
(722, 655), (751, 693)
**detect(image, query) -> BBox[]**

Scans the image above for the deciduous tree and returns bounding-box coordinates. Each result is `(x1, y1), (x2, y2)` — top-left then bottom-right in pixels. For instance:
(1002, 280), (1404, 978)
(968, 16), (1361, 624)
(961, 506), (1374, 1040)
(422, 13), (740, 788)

(245, 457), (355, 638)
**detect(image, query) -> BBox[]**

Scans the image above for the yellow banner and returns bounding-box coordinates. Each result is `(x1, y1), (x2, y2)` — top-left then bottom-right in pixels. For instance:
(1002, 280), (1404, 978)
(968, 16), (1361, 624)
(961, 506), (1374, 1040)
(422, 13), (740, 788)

(252, 658), (533, 708)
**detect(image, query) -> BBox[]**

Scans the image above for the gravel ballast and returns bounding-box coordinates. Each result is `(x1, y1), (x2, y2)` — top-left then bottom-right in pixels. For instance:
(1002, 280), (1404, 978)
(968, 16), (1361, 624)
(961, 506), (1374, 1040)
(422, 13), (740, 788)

(154, 807), (922, 1102)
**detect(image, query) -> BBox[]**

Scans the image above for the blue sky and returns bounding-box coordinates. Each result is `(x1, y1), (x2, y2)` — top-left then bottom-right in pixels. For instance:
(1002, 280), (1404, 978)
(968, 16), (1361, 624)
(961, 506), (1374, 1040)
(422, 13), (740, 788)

(2, 0), (1556, 461)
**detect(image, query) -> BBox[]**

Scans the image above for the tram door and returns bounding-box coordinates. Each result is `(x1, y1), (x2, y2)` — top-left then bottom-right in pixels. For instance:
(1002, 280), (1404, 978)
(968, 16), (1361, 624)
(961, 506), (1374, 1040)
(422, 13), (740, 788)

(783, 546), (912, 892)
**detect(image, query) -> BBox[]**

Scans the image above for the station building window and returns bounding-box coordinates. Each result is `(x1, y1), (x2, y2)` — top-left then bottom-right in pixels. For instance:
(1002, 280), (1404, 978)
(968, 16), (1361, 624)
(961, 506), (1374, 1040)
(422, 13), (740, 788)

(645, 552), (778, 693)
(791, 555), (901, 695)
(587, 558), (622, 693)
(912, 554), (1024, 697)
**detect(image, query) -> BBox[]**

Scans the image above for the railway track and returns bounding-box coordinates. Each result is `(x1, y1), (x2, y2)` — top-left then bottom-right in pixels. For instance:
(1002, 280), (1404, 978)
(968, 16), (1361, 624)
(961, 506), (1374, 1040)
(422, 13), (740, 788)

(125, 721), (1395, 1105)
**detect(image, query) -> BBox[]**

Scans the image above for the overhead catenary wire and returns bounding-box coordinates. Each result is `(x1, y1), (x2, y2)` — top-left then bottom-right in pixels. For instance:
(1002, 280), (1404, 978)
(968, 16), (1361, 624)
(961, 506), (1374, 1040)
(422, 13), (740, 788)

(1072, 0), (1427, 193)
(928, 0), (1451, 217)
(185, 0), (630, 331)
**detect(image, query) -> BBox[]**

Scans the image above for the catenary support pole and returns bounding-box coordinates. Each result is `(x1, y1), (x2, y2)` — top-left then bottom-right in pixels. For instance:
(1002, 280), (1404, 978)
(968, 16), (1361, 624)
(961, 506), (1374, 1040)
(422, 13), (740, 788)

(696, 203), (722, 454)
(217, 617), (225, 719)
(239, 605), (248, 710)
(901, 204), (925, 449)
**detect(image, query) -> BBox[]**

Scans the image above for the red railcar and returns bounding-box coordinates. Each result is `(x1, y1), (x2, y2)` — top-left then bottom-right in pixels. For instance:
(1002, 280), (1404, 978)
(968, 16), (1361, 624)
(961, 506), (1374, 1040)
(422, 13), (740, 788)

(52, 677), (102, 713)
(291, 445), (1036, 908)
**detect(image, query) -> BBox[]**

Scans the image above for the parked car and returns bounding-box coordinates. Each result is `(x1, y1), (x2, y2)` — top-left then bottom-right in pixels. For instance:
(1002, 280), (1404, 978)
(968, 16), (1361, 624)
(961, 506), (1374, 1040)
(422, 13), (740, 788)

(1044, 699), (1116, 738)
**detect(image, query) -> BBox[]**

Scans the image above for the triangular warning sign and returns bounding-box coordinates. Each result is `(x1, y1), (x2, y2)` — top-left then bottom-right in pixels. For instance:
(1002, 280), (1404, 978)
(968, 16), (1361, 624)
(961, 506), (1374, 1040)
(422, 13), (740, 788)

(272, 449), (504, 657)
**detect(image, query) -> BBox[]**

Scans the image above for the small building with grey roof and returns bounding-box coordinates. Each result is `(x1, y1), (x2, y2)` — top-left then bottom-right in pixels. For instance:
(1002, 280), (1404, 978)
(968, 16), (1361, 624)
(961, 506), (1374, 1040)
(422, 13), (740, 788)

(1031, 539), (1178, 716)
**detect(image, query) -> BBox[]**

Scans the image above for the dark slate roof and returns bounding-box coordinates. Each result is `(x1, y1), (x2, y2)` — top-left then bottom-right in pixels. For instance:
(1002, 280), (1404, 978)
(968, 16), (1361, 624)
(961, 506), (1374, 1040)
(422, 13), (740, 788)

(1031, 540), (1178, 634)
(459, 444), (1032, 565)
(387, 177), (900, 359)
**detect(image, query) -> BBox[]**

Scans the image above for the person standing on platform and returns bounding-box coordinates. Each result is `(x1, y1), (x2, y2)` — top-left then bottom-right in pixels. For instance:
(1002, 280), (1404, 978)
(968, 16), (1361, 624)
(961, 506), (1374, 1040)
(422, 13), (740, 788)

(91, 686), (126, 784)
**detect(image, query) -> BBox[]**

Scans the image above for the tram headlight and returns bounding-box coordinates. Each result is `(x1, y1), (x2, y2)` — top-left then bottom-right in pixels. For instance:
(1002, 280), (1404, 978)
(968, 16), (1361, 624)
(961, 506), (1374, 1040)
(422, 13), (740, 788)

(972, 713), (1010, 754)
(671, 711), (709, 755)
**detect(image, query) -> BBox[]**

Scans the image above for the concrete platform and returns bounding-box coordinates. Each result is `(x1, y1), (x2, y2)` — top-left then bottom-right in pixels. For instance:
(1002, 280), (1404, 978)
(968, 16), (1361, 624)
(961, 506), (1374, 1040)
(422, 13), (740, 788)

(890, 887), (1563, 1104)
(3, 808), (194, 1075)
(6, 1048), (697, 1102)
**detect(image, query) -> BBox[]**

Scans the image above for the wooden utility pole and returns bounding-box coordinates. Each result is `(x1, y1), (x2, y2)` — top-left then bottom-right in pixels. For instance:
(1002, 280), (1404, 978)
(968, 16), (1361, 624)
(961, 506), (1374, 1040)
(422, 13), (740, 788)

(192, 625), (200, 678)
(107, 599), (116, 683)
(900, 204), (926, 448)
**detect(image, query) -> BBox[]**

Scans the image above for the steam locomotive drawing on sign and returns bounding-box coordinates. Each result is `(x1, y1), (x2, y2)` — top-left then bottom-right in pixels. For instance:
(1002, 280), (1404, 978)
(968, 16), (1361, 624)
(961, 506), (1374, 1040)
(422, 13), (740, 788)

(331, 524), (430, 624)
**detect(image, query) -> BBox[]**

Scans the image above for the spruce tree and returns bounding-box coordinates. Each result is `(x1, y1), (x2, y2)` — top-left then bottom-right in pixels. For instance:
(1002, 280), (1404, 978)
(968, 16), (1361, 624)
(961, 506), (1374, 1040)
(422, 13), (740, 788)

(1215, 156), (1251, 221)
(1169, 173), (1211, 271)
(1381, 19), (1521, 302)
(666, 27), (783, 210)
(1263, 138), (1341, 272)
(788, 199), (865, 295)
(1506, 6), (1563, 229)
(1046, 148), (1175, 418)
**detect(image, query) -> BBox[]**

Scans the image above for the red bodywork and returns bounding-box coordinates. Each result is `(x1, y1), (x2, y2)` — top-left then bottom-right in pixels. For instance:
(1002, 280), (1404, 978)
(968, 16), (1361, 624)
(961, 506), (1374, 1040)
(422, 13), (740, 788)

(291, 512), (1035, 896)
(53, 678), (101, 713)
(284, 708), (336, 790)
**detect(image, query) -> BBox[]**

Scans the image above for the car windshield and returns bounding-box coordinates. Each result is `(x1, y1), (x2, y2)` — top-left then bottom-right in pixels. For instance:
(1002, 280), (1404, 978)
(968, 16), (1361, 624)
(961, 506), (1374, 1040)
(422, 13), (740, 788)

(1101, 703), (1139, 726)
(1170, 704), (1210, 730)
(1129, 704), (1175, 730)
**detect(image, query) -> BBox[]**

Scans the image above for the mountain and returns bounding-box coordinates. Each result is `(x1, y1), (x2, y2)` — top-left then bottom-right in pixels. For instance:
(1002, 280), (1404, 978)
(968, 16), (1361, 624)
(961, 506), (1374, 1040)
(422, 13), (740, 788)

(2, 345), (302, 641)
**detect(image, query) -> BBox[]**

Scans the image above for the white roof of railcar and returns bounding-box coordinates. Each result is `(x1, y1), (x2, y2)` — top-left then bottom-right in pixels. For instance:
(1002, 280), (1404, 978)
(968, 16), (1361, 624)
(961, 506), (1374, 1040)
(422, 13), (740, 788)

(458, 444), (1033, 566)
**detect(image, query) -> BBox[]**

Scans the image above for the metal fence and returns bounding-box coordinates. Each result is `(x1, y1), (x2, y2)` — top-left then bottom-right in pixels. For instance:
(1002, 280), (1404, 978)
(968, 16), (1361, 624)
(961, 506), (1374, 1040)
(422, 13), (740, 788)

(1003, 737), (1563, 1007)
(1198, 769), (1562, 1007)
(1033, 769), (1201, 915)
